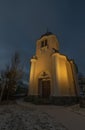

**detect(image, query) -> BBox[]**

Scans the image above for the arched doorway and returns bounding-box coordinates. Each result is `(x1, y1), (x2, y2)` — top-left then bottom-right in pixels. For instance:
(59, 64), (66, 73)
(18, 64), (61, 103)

(38, 72), (51, 98)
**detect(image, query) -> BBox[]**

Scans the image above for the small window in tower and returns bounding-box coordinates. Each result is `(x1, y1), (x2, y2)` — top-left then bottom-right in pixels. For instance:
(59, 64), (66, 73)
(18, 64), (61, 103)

(41, 41), (44, 47)
(41, 40), (48, 48)
(45, 39), (47, 46)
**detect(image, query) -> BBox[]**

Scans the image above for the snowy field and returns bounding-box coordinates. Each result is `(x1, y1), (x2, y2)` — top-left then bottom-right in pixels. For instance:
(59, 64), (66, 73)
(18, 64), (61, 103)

(0, 103), (67, 130)
(0, 100), (85, 130)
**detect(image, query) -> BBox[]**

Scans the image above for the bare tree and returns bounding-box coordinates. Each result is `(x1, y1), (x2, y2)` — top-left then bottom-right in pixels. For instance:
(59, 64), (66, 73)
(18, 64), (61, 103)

(0, 52), (23, 102)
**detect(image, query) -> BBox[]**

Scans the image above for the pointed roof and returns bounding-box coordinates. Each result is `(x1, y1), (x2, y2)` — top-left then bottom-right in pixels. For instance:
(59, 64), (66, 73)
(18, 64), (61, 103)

(40, 32), (53, 39)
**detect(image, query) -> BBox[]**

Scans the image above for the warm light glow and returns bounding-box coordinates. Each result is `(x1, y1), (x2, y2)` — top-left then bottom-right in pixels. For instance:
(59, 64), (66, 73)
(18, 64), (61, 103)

(57, 61), (68, 84)
(56, 55), (69, 95)
(29, 34), (79, 97)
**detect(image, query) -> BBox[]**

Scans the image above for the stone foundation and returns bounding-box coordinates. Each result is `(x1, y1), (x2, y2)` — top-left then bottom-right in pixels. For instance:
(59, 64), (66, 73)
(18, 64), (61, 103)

(24, 96), (79, 105)
(79, 97), (85, 108)
(50, 96), (79, 105)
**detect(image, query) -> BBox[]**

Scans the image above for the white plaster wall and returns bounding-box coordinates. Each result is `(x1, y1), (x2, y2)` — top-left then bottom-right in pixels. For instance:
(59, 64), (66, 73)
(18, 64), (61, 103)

(70, 61), (80, 96)
(28, 34), (79, 97)
(28, 59), (37, 95)
(52, 53), (60, 96)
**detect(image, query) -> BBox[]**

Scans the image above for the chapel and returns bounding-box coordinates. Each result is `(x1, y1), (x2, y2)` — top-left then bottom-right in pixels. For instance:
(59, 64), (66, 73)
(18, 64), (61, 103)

(28, 32), (79, 102)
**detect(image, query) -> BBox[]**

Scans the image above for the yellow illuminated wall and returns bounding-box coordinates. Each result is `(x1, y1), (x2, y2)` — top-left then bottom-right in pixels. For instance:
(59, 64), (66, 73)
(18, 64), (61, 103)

(57, 55), (69, 96)
(28, 33), (79, 97)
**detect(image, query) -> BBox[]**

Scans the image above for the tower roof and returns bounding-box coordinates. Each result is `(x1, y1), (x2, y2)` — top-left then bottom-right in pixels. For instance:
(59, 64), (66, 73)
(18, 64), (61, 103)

(40, 32), (53, 39)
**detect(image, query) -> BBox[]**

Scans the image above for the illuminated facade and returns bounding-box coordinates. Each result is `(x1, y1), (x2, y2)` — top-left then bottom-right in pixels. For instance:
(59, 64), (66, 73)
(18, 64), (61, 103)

(28, 32), (79, 99)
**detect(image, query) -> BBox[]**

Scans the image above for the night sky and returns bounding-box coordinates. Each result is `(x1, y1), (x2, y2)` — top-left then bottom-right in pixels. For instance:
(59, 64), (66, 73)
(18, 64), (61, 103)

(0, 0), (85, 75)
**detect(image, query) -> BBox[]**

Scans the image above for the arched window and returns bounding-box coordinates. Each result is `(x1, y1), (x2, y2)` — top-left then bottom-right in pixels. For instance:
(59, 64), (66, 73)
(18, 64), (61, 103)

(41, 41), (44, 47)
(45, 40), (47, 46)
(41, 40), (48, 48)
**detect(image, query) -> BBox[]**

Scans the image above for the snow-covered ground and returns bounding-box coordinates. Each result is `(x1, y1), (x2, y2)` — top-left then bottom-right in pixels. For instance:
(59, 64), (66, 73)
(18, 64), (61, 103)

(67, 104), (85, 117)
(0, 100), (85, 130)
(0, 103), (67, 130)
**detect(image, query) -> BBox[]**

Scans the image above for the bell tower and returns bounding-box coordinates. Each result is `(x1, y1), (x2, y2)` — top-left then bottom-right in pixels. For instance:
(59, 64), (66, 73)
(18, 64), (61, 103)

(36, 32), (59, 56)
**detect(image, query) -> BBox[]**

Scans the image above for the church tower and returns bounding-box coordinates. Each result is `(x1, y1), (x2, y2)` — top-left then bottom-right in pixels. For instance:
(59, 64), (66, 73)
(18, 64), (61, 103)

(28, 32), (79, 104)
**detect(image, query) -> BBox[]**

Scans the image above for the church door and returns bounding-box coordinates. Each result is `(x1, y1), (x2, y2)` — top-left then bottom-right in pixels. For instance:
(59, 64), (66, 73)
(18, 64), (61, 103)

(38, 79), (51, 98)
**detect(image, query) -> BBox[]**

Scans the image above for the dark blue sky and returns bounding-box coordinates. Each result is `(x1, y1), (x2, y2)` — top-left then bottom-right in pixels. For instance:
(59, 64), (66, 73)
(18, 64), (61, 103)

(0, 0), (85, 75)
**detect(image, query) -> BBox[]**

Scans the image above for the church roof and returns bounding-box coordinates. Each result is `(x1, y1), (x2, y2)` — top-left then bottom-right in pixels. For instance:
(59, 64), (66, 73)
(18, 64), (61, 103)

(40, 32), (53, 39)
